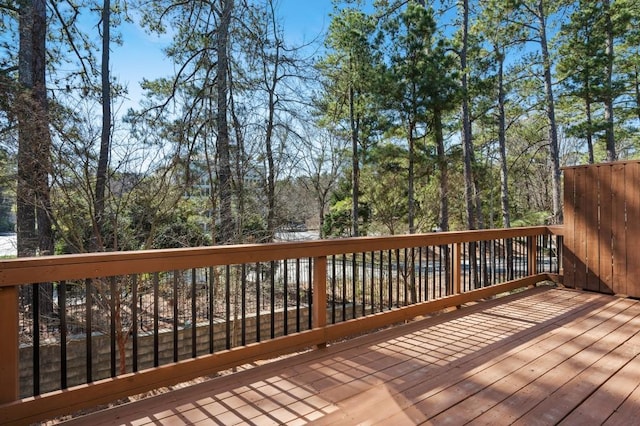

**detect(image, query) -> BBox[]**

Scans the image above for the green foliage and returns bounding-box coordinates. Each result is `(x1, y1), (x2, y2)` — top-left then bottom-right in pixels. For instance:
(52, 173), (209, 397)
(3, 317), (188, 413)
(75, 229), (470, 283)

(361, 143), (408, 235)
(322, 198), (353, 237)
(151, 214), (211, 249)
(316, 5), (384, 149)
(322, 173), (371, 237)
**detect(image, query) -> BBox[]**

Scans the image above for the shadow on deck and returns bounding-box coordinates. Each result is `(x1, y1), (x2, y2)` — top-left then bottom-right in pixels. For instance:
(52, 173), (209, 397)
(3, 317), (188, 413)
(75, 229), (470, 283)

(59, 286), (640, 425)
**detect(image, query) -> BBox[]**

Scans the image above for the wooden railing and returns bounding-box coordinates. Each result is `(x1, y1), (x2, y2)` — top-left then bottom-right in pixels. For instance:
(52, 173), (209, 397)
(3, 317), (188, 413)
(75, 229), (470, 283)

(0, 226), (562, 425)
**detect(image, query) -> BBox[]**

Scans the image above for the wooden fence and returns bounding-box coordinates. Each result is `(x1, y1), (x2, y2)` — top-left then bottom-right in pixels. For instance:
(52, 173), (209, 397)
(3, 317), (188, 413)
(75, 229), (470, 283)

(563, 161), (640, 296)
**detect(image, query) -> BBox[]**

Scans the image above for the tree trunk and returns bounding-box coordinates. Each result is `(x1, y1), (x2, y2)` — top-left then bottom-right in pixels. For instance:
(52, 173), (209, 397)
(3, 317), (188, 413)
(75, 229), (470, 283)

(497, 50), (514, 279)
(264, 42), (279, 242)
(94, 0), (111, 251)
(460, 0), (476, 231)
(17, 0), (53, 316)
(349, 79), (360, 237)
(585, 96), (594, 164)
(538, 1), (562, 224)
(229, 77), (246, 242)
(217, 0), (235, 244)
(17, 0), (52, 257)
(407, 118), (415, 234)
(603, 0), (616, 162)
(435, 110), (448, 232)
(17, 0), (37, 258)
(497, 52), (510, 229)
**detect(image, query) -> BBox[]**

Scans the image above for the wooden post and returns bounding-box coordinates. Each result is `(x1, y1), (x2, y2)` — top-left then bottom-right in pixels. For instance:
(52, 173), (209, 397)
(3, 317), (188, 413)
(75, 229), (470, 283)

(528, 236), (538, 277)
(453, 243), (462, 295)
(312, 256), (327, 348)
(0, 285), (19, 403)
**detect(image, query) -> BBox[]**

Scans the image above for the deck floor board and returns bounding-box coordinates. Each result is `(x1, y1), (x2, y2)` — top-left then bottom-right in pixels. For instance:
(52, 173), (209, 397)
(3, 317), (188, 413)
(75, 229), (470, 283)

(60, 287), (640, 425)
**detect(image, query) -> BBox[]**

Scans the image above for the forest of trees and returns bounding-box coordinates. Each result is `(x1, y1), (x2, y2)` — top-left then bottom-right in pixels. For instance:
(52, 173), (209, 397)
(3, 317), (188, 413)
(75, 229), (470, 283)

(1, 0), (639, 256)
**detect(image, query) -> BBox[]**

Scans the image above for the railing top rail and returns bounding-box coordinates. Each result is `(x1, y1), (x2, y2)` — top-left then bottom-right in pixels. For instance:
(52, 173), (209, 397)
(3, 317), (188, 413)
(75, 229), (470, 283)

(0, 226), (556, 287)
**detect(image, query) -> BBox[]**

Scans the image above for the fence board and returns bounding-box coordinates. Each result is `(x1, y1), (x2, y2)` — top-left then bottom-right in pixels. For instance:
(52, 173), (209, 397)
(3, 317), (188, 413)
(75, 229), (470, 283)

(598, 166), (613, 294)
(611, 163), (627, 295)
(585, 166), (601, 292)
(563, 168), (576, 288)
(574, 167), (587, 288)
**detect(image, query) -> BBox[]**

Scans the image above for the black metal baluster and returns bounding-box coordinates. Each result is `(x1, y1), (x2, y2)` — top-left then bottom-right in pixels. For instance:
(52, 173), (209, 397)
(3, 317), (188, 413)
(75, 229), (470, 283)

(515, 237), (520, 278)
(394, 250), (399, 306)
(225, 265), (231, 349)
(110, 277), (116, 377)
(490, 240), (496, 285)
(270, 261), (275, 339)
(486, 240), (496, 286)
(209, 266), (215, 353)
(418, 247), (423, 302)
(342, 254), (347, 322)
(379, 251), (384, 312)
(362, 252), (367, 317)
(540, 235), (545, 272)
(525, 236), (529, 276)
(499, 238), (503, 283)
(352, 253), (357, 319)
(332, 255), (336, 324)
(192, 268), (197, 357)
(153, 273), (159, 367)
(59, 281), (67, 389)
(430, 246), (435, 298)
(296, 258), (301, 332)
(388, 250), (393, 309)
(480, 241), (485, 288)
(308, 258), (313, 330)
(438, 246), (444, 298)
(283, 259), (288, 335)
(85, 279), (93, 382)
(241, 264), (247, 345)
(131, 275), (138, 372)
(256, 263), (261, 342)
(173, 271), (178, 363)
(497, 238), (501, 282)
(370, 252), (375, 314)
(33, 283), (40, 396)
(437, 245), (441, 297)
(403, 248), (408, 305)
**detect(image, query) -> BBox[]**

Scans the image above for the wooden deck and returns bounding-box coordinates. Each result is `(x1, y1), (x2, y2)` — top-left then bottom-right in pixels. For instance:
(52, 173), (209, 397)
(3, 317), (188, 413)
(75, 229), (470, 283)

(60, 286), (640, 425)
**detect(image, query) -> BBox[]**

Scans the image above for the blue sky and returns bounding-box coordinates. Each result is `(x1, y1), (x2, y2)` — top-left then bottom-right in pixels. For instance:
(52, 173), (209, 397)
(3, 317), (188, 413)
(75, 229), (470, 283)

(111, 0), (334, 111)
